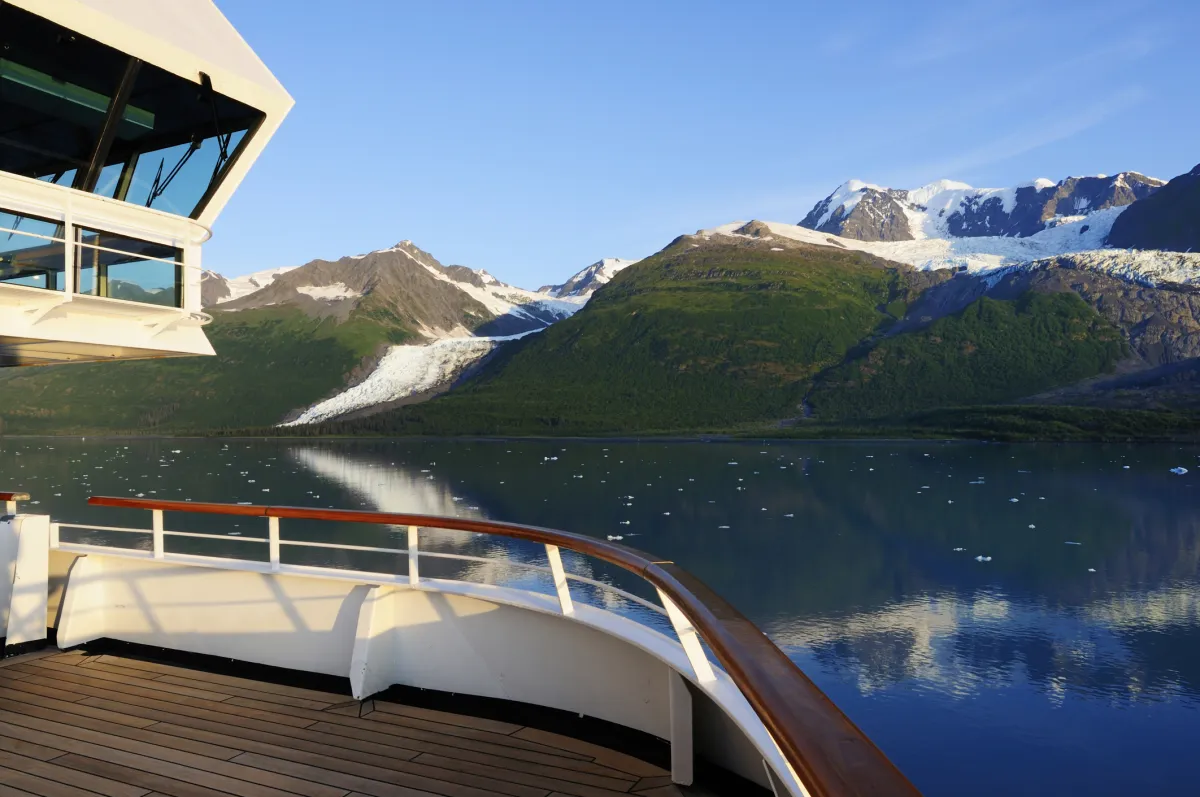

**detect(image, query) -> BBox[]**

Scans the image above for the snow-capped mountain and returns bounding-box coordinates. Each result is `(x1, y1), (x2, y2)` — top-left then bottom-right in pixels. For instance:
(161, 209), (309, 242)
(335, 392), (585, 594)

(203, 240), (628, 425)
(538, 257), (640, 298)
(800, 173), (1164, 242)
(201, 266), (293, 306)
(703, 214), (1200, 287)
(211, 240), (582, 338)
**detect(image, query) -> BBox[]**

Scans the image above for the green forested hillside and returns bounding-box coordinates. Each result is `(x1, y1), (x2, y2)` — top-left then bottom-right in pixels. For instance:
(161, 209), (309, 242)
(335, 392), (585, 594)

(0, 233), (1190, 440)
(808, 292), (1127, 420)
(0, 307), (407, 434)
(310, 239), (942, 435)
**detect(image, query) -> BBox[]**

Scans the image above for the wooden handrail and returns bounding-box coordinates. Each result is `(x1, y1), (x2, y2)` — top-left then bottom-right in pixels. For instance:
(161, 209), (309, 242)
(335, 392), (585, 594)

(0, 492), (30, 502)
(87, 495), (922, 797)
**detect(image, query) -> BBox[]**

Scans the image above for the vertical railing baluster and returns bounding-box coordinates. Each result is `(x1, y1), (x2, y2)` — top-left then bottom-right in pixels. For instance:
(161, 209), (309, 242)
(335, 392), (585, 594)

(407, 525), (420, 586)
(545, 544), (574, 616)
(268, 516), (280, 571)
(656, 589), (716, 683)
(4, 500), (15, 515)
(151, 509), (164, 559)
(49, 522), (60, 549)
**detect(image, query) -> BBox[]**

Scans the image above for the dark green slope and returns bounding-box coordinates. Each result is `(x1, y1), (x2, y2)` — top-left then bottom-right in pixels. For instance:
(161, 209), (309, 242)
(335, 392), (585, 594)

(0, 307), (408, 434)
(314, 237), (944, 435)
(1107, 163), (1200, 252)
(808, 292), (1127, 420)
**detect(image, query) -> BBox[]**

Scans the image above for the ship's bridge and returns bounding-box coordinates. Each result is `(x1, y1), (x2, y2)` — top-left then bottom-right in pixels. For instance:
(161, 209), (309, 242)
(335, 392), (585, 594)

(0, 0), (292, 365)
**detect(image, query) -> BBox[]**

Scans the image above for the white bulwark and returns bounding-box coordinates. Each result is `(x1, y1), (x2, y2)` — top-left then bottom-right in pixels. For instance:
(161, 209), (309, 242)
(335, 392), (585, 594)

(0, 0), (293, 365)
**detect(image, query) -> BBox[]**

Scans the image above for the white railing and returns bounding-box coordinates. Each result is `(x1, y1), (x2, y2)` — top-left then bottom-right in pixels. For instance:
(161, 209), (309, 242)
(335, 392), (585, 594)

(51, 514), (671, 622)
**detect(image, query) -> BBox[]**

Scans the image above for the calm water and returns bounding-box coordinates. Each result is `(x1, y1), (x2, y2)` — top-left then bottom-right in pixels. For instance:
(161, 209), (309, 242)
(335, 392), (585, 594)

(2, 437), (1199, 797)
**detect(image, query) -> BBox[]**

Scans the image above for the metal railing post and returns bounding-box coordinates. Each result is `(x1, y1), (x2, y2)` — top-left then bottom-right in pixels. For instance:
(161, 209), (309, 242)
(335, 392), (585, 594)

(407, 525), (420, 586)
(151, 509), (164, 558)
(545, 544), (574, 616)
(49, 522), (60, 549)
(4, 500), (15, 515)
(656, 588), (716, 683)
(268, 516), (280, 571)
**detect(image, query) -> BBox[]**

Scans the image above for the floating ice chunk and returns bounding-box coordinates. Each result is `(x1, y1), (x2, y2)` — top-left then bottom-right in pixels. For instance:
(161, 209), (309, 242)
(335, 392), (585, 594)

(727, 462), (738, 465)
(1170, 467), (1189, 475)
(1123, 466), (1130, 470)
(718, 525), (730, 529)
(1028, 524), (1036, 529)
(1009, 498), (1019, 503)
(1065, 541), (1082, 545)
(619, 520), (630, 525)
(921, 486), (931, 489)
(947, 500), (954, 504)
(1088, 568), (1097, 573)
(975, 555), (992, 562)
(784, 513), (794, 518)
(606, 535), (624, 541)
(953, 547), (966, 552)
(663, 512), (670, 516)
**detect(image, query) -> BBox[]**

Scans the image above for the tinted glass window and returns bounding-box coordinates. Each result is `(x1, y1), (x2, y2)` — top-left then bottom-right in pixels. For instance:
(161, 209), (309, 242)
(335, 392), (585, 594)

(0, 5), (131, 182)
(0, 208), (65, 291)
(0, 3), (264, 219)
(75, 227), (181, 307)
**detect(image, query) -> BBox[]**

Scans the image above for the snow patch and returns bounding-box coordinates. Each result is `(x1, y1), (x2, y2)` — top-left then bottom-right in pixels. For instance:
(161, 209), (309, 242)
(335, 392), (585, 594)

(222, 266), (296, 301)
(295, 283), (360, 301)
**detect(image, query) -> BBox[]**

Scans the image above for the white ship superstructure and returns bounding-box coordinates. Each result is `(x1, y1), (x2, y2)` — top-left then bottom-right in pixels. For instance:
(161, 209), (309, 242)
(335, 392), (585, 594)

(0, 0), (292, 365)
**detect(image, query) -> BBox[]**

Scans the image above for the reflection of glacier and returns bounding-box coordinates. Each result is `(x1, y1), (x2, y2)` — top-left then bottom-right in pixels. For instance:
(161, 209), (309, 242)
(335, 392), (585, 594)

(290, 446), (478, 518)
(769, 588), (1200, 705)
(288, 446), (618, 602)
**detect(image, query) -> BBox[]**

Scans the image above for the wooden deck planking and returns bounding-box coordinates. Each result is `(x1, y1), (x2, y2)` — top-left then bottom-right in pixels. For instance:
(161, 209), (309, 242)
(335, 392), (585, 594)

(0, 651), (673, 797)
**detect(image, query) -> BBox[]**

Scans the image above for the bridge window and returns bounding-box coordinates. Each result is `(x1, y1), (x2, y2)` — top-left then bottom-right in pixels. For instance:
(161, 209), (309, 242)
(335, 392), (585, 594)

(0, 3), (264, 219)
(0, 209), (66, 291)
(75, 227), (182, 307)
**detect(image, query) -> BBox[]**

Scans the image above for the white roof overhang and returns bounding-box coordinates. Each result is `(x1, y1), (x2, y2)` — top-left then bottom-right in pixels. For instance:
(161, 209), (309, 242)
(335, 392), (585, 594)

(6, 0), (294, 228)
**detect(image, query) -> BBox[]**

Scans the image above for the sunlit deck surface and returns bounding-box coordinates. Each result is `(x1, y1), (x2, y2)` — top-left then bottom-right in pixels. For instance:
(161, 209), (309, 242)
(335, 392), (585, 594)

(0, 649), (689, 797)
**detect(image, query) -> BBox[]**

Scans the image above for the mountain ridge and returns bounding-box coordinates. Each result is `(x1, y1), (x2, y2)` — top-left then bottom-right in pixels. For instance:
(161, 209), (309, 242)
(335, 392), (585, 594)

(800, 172), (1164, 242)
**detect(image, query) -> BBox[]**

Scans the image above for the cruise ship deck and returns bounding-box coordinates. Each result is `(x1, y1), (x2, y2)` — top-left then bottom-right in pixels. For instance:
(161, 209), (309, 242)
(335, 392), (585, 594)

(0, 648), (687, 797)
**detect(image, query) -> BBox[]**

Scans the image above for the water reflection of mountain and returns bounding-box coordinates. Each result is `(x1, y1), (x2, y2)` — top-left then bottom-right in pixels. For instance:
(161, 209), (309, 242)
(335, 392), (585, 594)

(287, 444), (604, 593)
(771, 585), (1200, 704)
(328, 439), (1200, 706)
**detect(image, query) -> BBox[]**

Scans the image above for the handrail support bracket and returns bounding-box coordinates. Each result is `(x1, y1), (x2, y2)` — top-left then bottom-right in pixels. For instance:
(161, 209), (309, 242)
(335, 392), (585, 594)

(656, 588), (716, 683)
(545, 544), (574, 616)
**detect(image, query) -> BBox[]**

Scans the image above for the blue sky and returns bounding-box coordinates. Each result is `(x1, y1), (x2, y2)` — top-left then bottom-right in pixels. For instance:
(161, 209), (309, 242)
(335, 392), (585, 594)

(210, 0), (1199, 287)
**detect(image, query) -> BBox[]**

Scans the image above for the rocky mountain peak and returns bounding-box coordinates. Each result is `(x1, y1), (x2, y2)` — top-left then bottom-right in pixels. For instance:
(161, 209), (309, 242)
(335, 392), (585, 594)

(801, 172), (1165, 242)
(538, 257), (641, 298)
(1106, 163), (1200, 253)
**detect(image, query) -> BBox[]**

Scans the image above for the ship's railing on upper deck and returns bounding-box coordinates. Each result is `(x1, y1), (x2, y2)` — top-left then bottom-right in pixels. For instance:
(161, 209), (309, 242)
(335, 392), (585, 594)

(0, 492), (30, 515)
(52, 495), (922, 797)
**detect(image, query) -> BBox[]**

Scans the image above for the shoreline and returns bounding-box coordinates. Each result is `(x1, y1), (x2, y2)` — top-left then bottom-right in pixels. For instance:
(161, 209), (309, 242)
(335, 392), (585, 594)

(3, 433), (1196, 446)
